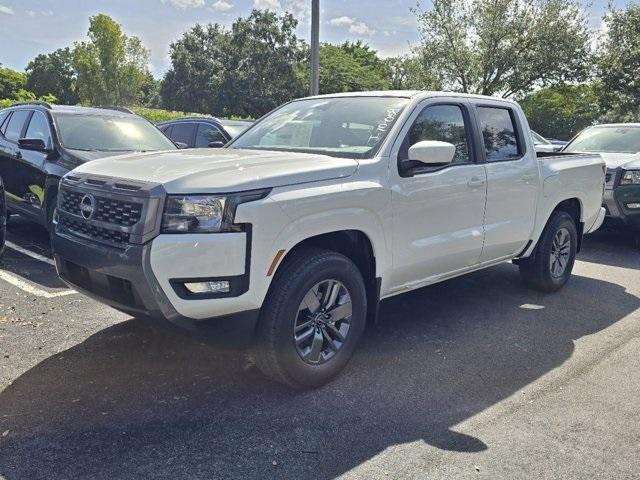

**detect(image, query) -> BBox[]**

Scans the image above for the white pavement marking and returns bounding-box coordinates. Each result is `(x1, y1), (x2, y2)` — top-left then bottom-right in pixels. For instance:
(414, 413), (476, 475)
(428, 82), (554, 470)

(5, 241), (56, 266)
(0, 270), (76, 298)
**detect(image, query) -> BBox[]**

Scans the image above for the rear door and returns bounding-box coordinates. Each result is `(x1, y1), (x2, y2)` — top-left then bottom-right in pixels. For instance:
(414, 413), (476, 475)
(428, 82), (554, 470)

(474, 103), (539, 261)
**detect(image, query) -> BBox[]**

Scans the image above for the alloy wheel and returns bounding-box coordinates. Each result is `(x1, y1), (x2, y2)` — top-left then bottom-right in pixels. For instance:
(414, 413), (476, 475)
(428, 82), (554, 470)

(550, 227), (571, 278)
(293, 279), (353, 365)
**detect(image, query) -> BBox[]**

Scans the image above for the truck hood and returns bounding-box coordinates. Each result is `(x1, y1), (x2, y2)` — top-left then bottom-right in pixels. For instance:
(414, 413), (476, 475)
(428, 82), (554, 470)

(70, 148), (359, 193)
(584, 152), (640, 170)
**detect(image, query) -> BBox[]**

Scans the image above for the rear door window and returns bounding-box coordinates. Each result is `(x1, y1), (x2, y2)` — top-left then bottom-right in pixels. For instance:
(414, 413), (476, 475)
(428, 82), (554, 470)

(169, 123), (196, 147)
(4, 110), (31, 142)
(0, 111), (9, 133)
(195, 123), (227, 147)
(477, 107), (521, 161)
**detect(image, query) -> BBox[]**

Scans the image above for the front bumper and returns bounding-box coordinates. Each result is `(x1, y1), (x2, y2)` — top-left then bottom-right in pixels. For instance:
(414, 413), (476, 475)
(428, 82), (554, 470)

(603, 185), (640, 231)
(53, 230), (260, 343)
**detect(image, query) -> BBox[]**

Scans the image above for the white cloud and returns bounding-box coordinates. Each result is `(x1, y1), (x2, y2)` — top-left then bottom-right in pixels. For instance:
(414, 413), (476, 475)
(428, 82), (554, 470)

(329, 16), (354, 27)
(212, 0), (233, 12)
(253, 0), (281, 9)
(349, 22), (374, 36)
(329, 16), (375, 36)
(163, 0), (205, 9)
(0, 4), (14, 15)
(25, 9), (36, 17)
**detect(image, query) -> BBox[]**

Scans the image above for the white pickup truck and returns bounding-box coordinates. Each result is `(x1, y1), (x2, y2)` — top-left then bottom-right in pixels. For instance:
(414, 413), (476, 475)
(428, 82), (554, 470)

(52, 92), (606, 388)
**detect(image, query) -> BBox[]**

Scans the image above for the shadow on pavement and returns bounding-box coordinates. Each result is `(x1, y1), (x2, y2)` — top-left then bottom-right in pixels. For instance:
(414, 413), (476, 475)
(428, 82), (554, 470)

(580, 228), (640, 270)
(0, 262), (638, 479)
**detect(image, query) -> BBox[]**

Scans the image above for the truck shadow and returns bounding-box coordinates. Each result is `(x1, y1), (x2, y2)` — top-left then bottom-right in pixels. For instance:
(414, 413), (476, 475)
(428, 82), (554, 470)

(0, 265), (638, 479)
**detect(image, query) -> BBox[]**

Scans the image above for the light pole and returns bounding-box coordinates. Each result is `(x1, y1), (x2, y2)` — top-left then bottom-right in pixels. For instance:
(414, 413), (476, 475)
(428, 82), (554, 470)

(310, 0), (320, 96)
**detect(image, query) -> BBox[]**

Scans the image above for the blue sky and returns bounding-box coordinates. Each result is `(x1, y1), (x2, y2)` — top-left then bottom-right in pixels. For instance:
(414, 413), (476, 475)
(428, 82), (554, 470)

(0, 0), (621, 78)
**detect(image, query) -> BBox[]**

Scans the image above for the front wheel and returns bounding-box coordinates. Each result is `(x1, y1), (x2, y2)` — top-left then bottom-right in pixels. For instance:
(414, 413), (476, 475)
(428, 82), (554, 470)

(519, 211), (578, 292)
(253, 248), (367, 389)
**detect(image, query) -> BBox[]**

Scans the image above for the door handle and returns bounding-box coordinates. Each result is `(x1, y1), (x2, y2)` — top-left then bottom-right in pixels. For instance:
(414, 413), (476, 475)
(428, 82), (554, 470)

(521, 174), (536, 183)
(467, 176), (485, 188)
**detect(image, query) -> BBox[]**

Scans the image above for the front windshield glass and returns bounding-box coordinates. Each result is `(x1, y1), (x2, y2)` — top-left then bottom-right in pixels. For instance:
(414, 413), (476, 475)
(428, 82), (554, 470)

(222, 123), (251, 138)
(565, 126), (640, 154)
(230, 96), (410, 159)
(54, 113), (177, 152)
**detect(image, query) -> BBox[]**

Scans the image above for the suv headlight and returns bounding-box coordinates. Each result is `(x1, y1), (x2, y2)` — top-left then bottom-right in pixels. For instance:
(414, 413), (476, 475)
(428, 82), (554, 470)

(621, 170), (640, 185)
(161, 189), (270, 233)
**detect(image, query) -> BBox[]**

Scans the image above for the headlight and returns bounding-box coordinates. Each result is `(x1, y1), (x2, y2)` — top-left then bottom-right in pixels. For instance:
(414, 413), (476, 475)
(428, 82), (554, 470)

(621, 170), (640, 185)
(161, 189), (271, 233)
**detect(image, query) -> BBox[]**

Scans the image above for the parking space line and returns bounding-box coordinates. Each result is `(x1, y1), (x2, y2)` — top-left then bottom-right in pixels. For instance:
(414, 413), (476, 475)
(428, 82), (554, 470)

(0, 270), (76, 298)
(5, 241), (56, 266)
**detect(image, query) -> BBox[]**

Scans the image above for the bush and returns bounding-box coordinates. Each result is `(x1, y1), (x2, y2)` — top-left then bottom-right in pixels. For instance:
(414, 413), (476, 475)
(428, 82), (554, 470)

(130, 107), (207, 123)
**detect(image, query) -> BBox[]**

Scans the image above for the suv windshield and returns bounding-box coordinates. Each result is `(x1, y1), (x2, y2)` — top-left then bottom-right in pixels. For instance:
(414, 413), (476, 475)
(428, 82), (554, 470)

(565, 126), (640, 154)
(54, 113), (176, 152)
(230, 96), (410, 159)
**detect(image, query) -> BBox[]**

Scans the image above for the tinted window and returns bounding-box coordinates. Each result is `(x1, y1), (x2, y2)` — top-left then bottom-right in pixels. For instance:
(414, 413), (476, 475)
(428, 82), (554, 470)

(169, 123), (196, 146)
(564, 126), (640, 154)
(400, 104), (470, 163)
(477, 107), (520, 161)
(25, 111), (51, 145)
(4, 110), (30, 142)
(195, 123), (227, 147)
(231, 97), (409, 159)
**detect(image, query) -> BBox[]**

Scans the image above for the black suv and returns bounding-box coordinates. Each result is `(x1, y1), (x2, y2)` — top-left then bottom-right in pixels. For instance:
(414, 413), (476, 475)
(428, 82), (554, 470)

(157, 117), (253, 148)
(0, 102), (176, 231)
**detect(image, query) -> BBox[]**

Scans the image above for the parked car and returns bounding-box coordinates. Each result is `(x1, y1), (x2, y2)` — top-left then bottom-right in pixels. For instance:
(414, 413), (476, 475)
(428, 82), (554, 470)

(157, 117), (253, 148)
(0, 102), (177, 231)
(0, 175), (5, 258)
(531, 130), (562, 153)
(564, 123), (640, 244)
(52, 92), (606, 389)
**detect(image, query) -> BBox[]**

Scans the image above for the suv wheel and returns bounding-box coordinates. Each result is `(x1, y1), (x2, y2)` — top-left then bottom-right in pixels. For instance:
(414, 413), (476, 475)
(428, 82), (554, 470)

(519, 211), (577, 292)
(253, 248), (367, 389)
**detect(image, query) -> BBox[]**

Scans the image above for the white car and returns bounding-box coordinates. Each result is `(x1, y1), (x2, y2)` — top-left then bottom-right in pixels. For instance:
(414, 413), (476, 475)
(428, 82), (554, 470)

(532, 130), (562, 153)
(52, 92), (606, 388)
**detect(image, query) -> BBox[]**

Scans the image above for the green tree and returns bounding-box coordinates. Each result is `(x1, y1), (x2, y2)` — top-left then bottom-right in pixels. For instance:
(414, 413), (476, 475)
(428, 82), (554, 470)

(318, 41), (391, 94)
(73, 14), (151, 106)
(224, 10), (306, 116)
(161, 23), (230, 114)
(384, 55), (442, 90)
(25, 48), (79, 105)
(0, 66), (26, 99)
(596, 5), (640, 121)
(412, 0), (591, 97)
(162, 10), (306, 117)
(519, 85), (599, 140)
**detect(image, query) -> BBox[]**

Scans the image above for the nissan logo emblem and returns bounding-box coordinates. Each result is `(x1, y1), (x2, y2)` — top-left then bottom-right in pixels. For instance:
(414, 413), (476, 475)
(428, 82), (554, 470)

(80, 194), (96, 220)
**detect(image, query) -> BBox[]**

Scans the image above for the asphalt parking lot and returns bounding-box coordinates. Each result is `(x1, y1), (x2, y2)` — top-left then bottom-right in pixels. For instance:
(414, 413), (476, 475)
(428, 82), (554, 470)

(0, 217), (639, 480)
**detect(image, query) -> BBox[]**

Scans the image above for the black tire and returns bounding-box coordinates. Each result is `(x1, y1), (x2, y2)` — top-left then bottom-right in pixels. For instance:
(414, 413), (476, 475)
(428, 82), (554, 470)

(519, 211), (578, 292)
(253, 247), (367, 389)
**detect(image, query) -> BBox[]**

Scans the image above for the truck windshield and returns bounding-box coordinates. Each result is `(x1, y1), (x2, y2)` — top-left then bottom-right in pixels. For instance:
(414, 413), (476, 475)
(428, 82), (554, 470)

(54, 113), (177, 152)
(565, 126), (640, 154)
(229, 96), (410, 159)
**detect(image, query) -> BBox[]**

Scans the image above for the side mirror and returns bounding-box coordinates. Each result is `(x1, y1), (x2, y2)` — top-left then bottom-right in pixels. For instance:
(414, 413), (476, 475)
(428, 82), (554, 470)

(408, 140), (456, 165)
(174, 141), (189, 149)
(208, 141), (225, 148)
(18, 138), (48, 152)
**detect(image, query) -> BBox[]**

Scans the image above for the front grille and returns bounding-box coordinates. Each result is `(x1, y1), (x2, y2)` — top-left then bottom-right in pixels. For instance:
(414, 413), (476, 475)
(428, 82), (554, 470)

(59, 216), (130, 246)
(61, 190), (143, 227)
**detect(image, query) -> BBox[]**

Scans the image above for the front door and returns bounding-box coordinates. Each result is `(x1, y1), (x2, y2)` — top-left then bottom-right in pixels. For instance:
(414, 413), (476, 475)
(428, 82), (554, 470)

(388, 101), (487, 291)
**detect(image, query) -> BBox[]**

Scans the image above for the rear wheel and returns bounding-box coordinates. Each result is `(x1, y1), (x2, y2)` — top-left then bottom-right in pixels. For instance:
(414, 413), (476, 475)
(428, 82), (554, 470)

(519, 211), (577, 292)
(253, 248), (367, 389)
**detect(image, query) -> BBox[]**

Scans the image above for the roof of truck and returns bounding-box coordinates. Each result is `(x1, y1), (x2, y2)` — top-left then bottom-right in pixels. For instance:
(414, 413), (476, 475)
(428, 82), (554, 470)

(306, 90), (519, 105)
